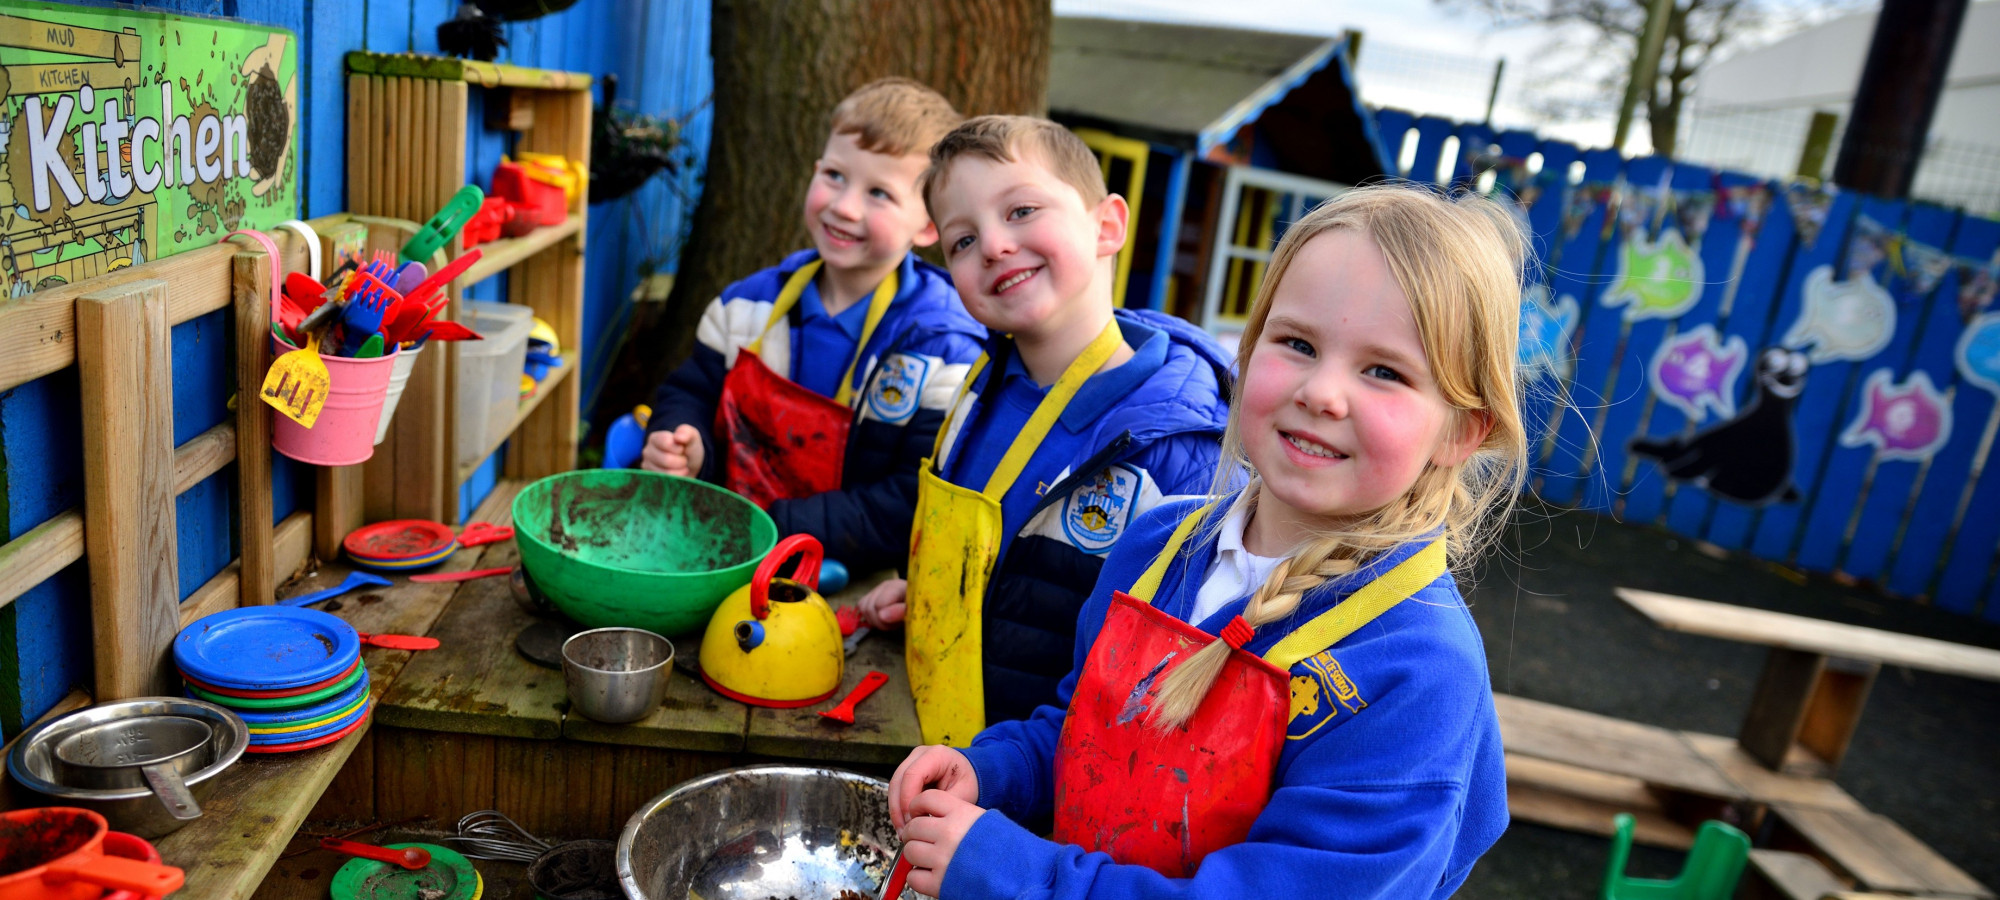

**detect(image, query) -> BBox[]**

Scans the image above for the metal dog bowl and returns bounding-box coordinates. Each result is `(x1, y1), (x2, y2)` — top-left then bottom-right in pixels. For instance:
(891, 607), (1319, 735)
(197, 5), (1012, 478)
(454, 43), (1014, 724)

(616, 765), (914, 900)
(7, 697), (248, 839)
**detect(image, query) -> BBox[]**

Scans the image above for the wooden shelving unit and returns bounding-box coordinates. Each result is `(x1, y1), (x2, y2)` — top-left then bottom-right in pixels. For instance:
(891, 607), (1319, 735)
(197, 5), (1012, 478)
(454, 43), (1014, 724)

(346, 52), (592, 522)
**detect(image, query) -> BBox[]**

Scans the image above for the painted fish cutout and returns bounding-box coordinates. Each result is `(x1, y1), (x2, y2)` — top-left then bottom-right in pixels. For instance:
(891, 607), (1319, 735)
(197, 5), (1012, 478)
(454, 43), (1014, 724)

(1783, 265), (1894, 363)
(1650, 324), (1748, 422)
(1518, 284), (1579, 381)
(1630, 348), (1807, 506)
(1839, 369), (1951, 462)
(1957, 311), (2000, 397)
(1602, 227), (1704, 321)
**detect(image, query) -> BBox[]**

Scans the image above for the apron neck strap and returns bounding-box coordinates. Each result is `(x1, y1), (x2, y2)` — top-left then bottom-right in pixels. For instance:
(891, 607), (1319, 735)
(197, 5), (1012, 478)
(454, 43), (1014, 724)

(1128, 502), (1449, 667)
(751, 259), (900, 406)
(980, 318), (1122, 497)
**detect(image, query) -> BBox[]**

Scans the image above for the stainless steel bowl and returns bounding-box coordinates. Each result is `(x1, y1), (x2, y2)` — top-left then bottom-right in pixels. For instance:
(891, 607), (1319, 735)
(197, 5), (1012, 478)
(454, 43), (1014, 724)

(6, 697), (248, 839)
(617, 765), (914, 900)
(563, 627), (673, 724)
(53, 713), (213, 821)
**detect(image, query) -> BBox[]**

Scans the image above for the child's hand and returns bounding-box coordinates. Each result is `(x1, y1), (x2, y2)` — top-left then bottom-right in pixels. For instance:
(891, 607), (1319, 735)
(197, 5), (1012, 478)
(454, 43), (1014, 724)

(640, 424), (704, 476)
(888, 744), (979, 829)
(858, 578), (908, 630)
(901, 789), (984, 897)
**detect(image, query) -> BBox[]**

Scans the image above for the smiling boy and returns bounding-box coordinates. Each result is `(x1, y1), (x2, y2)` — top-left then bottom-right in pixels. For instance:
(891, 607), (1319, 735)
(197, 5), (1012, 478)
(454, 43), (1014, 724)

(644, 78), (984, 576)
(858, 116), (1231, 745)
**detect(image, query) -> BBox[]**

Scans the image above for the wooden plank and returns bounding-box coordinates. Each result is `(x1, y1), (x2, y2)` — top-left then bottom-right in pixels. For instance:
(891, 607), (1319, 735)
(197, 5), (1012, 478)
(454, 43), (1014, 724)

(371, 726), (497, 825)
(234, 252), (276, 607)
(1617, 588), (2000, 681)
(315, 466), (366, 563)
(0, 512), (83, 610)
(78, 278), (180, 700)
(1771, 805), (1993, 899)
(308, 729), (376, 823)
(1747, 849), (1851, 900)
(744, 624), (921, 765)
(152, 723), (371, 900)
(608, 745), (743, 830)
(1681, 731), (1863, 812)
(1505, 780), (1694, 850)
(1795, 658), (1878, 773)
(375, 541), (566, 739)
(1740, 647), (1828, 771)
(345, 51), (592, 90)
(494, 736), (621, 841)
(175, 422), (238, 495)
(563, 644), (749, 753)
(1534, 148), (1627, 503)
(0, 241), (234, 394)
(1494, 693), (1745, 800)
(274, 510), (313, 586)
(456, 217), (584, 287)
(179, 511), (315, 630)
(349, 74), (374, 216)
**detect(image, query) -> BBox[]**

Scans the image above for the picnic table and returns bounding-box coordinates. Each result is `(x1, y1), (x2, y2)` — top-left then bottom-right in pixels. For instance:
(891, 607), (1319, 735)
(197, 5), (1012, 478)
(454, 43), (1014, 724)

(1615, 587), (2000, 776)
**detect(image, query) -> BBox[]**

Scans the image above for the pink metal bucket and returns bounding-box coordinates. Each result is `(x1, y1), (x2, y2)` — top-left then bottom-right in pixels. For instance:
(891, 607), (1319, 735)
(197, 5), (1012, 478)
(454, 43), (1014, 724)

(270, 337), (400, 466)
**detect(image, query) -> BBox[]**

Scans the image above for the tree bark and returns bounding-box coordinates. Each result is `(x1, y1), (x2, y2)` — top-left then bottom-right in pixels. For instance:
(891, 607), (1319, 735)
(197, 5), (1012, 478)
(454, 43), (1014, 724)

(592, 0), (1051, 434)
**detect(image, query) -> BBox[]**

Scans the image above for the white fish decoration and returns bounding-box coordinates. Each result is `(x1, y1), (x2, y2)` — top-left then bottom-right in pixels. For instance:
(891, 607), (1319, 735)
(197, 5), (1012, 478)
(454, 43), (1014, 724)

(1782, 265), (1894, 364)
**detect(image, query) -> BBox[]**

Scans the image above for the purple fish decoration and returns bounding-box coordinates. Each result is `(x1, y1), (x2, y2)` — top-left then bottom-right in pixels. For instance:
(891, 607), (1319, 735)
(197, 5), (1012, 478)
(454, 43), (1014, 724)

(1649, 324), (1747, 422)
(1839, 369), (1952, 462)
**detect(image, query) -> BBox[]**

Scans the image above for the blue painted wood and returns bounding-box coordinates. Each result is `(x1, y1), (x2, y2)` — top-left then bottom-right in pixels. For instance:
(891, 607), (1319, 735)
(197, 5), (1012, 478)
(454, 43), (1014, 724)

(365, 0), (411, 52)
(1514, 140), (1581, 472)
(1845, 210), (1987, 583)
(1405, 116), (1456, 186)
(1450, 122), (1497, 185)
(1373, 108), (1414, 175)
(1937, 441), (2000, 613)
(175, 471), (231, 601)
(1706, 190), (1858, 550)
(0, 566), (91, 736)
(170, 311), (231, 445)
(1793, 205), (1957, 573)
(1671, 179), (1798, 543)
(409, 0), (448, 55)
(1581, 156), (1678, 513)
(1750, 195), (1904, 562)
(1622, 165), (1747, 525)
(304, 0), (363, 217)
(1538, 149), (1633, 505)
(1884, 216), (2000, 601)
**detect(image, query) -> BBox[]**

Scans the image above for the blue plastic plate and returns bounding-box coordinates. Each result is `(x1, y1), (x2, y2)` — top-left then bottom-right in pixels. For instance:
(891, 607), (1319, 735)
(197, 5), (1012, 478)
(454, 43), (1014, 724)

(222, 675), (372, 725)
(246, 701), (370, 744)
(174, 606), (361, 691)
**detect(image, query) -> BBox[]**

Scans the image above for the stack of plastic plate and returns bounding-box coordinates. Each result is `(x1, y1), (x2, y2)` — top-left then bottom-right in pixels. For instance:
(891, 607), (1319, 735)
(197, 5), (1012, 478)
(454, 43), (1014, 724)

(174, 607), (373, 754)
(345, 520), (458, 572)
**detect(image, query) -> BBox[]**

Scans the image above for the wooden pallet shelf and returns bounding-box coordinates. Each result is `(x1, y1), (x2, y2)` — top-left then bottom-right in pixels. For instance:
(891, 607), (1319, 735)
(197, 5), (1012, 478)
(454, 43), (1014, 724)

(457, 216), (583, 288)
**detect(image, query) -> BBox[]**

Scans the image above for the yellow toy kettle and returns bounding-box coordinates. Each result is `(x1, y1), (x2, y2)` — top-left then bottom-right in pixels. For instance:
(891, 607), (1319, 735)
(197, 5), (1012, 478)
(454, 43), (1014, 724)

(699, 534), (844, 707)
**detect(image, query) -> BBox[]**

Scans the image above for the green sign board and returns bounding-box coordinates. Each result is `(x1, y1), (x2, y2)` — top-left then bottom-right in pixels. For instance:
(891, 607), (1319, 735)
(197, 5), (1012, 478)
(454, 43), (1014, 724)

(0, 3), (297, 297)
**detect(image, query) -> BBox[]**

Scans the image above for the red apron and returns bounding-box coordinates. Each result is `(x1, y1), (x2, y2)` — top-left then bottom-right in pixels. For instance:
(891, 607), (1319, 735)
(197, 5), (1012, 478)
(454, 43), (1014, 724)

(1052, 504), (1447, 877)
(715, 260), (895, 508)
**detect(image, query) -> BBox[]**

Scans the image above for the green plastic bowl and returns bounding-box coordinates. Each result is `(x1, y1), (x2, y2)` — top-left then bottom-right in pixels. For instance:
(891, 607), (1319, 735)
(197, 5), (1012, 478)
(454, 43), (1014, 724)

(512, 470), (778, 635)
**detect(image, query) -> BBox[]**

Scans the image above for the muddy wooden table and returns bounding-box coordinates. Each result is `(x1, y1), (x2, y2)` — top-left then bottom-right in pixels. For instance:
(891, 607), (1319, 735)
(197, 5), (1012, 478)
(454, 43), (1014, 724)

(1616, 587), (2000, 776)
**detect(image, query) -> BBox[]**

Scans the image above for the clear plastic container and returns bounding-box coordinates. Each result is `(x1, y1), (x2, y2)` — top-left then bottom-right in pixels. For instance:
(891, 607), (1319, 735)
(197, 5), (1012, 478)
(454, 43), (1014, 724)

(455, 301), (537, 471)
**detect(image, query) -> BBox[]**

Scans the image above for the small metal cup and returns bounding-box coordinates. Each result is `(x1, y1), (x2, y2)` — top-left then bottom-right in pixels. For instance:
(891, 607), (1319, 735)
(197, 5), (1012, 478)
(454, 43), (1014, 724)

(562, 627), (673, 724)
(52, 714), (212, 821)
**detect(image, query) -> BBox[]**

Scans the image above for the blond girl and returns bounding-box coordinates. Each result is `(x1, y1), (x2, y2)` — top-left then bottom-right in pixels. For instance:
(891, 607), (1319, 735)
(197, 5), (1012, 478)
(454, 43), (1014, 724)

(885, 184), (1530, 899)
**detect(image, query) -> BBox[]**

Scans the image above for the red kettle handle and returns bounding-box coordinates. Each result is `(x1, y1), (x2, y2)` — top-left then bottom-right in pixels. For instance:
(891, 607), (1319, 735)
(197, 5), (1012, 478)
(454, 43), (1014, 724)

(750, 534), (823, 619)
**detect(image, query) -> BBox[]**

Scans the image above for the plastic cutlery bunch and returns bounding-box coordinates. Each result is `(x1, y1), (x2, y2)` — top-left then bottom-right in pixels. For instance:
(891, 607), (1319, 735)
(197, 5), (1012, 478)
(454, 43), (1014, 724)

(272, 248), (488, 357)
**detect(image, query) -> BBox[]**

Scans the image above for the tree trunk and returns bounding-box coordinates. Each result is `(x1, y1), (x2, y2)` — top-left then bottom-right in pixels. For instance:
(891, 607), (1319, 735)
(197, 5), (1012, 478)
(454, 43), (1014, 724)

(592, 0), (1051, 436)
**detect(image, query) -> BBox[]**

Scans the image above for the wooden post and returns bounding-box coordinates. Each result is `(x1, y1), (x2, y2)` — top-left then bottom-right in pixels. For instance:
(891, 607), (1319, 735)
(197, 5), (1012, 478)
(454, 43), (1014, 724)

(1831, 0), (1971, 197)
(77, 279), (181, 699)
(233, 254), (276, 606)
(1484, 58), (1506, 125)
(1796, 111), (1840, 181)
(1613, 0), (1675, 153)
(1738, 647), (1825, 771)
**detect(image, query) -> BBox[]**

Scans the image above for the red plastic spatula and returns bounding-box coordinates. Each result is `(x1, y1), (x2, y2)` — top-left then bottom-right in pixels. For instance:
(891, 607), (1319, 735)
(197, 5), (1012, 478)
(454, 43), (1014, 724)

(357, 632), (440, 651)
(819, 670), (890, 725)
(320, 837), (430, 870)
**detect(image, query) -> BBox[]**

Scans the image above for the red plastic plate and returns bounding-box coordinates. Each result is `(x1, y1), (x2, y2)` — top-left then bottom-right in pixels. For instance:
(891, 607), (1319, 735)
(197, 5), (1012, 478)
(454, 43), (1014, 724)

(179, 658), (361, 699)
(343, 520), (455, 561)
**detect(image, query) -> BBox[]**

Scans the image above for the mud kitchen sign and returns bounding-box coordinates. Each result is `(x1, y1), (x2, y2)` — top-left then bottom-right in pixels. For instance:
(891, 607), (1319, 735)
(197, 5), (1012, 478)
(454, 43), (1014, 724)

(0, 3), (296, 297)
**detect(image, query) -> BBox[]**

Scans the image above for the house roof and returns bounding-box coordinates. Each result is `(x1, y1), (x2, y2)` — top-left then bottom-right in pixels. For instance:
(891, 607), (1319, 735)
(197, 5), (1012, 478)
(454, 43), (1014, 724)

(1049, 16), (1390, 182)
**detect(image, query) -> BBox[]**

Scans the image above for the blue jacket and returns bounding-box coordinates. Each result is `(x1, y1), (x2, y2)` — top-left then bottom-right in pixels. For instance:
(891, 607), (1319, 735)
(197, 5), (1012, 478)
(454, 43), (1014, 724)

(648, 250), (985, 575)
(951, 497), (1510, 900)
(936, 308), (1231, 723)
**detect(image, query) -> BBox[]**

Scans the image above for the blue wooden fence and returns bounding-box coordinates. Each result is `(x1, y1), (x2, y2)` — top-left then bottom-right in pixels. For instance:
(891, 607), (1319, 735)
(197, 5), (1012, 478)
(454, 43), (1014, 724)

(1372, 110), (2000, 623)
(0, 0), (713, 734)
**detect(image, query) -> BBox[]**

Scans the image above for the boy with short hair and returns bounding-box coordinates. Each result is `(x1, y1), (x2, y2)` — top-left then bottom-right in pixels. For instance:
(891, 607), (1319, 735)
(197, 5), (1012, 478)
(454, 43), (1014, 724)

(860, 116), (1231, 744)
(644, 78), (985, 576)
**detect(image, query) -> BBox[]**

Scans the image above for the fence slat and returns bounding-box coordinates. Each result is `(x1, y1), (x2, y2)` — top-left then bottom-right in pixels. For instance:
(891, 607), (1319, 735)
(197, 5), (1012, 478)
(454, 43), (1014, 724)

(1407, 115), (1458, 186)
(1796, 204), (1960, 574)
(1372, 108), (1415, 178)
(77, 279), (180, 700)
(1883, 216), (2000, 602)
(234, 253), (276, 607)
(1541, 150), (1641, 505)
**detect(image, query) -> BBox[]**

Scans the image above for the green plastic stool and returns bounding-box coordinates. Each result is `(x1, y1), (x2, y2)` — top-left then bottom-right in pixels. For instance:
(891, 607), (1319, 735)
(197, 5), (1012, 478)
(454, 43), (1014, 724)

(1601, 813), (1752, 900)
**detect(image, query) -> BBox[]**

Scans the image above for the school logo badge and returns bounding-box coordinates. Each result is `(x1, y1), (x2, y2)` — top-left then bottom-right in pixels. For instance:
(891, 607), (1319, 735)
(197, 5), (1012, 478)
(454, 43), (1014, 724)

(1061, 464), (1138, 554)
(866, 354), (928, 423)
(1287, 651), (1368, 740)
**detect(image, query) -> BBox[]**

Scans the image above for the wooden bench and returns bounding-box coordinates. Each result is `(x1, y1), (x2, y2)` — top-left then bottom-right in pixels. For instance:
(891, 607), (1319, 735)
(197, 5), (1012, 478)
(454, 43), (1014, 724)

(1765, 804), (1993, 899)
(1744, 849), (1851, 900)
(1616, 588), (2000, 776)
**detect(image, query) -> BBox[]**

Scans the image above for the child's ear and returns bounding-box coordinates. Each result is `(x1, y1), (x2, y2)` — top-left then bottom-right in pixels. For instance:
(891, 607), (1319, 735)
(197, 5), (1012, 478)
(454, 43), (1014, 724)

(1095, 194), (1130, 259)
(1431, 409), (1493, 469)
(913, 219), (939, 249)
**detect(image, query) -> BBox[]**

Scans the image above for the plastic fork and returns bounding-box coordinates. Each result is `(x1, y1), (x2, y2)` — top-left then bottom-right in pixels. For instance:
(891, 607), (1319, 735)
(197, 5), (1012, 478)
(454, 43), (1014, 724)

(339, 275), (396, 356)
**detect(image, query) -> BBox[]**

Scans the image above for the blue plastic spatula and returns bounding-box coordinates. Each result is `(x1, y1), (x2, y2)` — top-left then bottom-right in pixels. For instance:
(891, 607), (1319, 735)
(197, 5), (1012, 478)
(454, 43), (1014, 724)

(281, 571), (393, 607)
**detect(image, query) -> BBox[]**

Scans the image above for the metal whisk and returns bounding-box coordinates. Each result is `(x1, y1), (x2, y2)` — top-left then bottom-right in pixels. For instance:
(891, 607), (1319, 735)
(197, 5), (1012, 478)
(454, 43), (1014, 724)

(443, 809), (553, 862)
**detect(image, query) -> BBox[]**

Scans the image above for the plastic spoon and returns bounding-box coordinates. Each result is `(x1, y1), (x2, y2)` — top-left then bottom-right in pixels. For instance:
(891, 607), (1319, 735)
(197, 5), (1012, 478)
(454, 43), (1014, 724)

(319, 837), (431, 870)
(409, 566), (512, 583)
(281, 571), (393, 607)
(877, 847), (911, 900)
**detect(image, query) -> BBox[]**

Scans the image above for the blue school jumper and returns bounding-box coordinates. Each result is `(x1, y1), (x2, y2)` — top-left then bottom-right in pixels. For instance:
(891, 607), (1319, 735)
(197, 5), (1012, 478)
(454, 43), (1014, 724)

(950, 497), (1510, 900)
(648, 249), (985, 574)
(935, 308), (1231, 723)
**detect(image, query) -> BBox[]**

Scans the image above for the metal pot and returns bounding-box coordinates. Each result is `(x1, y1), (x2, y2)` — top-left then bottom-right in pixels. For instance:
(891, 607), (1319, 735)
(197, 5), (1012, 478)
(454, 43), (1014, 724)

(51, 715), (211, 822)
(6, 698), (248, 840)
(616, 765), (913, 900)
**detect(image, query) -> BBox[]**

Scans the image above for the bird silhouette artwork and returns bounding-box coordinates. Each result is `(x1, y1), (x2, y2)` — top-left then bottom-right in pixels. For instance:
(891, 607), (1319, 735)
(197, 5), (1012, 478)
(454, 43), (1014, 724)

(1629, 347), (1808, 506)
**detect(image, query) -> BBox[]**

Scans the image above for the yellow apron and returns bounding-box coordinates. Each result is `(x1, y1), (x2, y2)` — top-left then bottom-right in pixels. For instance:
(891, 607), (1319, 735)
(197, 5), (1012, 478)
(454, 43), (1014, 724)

(906, 320), (1124, 746)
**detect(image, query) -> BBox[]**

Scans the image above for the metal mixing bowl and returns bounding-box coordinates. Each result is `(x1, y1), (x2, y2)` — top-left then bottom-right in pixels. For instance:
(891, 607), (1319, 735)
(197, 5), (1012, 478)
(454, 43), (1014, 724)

(6, 697), (249, 839)
(616, 765), (915, 900)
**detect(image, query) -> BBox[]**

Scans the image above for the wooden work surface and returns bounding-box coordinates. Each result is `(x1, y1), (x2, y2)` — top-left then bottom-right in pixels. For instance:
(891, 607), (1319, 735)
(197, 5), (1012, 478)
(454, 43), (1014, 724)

(1616, 588), (2000, 681)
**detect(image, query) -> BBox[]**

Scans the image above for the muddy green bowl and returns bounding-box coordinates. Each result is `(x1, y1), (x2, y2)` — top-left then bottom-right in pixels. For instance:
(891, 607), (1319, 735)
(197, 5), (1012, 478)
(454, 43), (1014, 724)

(513, 470), (778, 636)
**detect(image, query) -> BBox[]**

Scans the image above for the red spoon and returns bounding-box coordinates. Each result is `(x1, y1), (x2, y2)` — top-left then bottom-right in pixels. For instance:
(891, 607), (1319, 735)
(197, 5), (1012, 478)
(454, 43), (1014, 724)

(320, 837), (430, 870)
(820, 670), (891, 725)
(358, 632), (440, 650)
